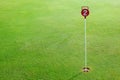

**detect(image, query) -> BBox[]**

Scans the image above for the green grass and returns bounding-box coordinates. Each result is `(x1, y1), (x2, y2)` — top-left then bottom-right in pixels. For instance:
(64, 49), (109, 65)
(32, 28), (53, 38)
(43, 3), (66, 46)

(0, 0), (120, 80)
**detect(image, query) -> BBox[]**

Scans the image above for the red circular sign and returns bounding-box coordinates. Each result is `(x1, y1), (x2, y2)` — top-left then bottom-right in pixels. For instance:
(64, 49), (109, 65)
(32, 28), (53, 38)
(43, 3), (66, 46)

(81, 9), (89, 18)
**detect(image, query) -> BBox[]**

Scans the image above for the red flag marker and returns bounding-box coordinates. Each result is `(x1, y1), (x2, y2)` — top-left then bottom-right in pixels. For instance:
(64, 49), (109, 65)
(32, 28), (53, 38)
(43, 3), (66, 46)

(81, 6), (90, 19)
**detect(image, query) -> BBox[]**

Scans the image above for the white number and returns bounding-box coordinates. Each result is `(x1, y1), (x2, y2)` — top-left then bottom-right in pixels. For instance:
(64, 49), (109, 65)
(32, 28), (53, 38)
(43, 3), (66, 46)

(83, 10), (88, 16)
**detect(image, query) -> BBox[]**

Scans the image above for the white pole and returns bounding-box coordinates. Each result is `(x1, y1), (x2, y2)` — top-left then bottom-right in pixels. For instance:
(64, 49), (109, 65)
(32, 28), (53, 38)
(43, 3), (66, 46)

(84, 18), (87, 67)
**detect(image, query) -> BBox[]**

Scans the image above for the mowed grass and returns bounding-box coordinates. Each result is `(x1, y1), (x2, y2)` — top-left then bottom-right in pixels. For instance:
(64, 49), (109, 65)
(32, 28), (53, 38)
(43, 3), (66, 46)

(0, 0), (120, 80)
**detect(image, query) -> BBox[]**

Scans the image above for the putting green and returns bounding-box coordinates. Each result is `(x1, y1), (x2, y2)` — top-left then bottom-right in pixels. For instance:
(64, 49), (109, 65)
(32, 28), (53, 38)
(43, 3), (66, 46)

(0, 0), (120, 80)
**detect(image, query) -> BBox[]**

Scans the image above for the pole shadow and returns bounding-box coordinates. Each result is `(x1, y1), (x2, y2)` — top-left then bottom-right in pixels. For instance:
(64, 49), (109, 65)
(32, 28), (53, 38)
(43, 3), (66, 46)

(68, 72), (83, 80)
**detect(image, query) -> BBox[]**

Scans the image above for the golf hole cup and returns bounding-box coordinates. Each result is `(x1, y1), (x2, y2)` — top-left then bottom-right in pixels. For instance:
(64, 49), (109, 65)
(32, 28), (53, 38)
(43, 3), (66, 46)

(81, 6), (89, 19)
(82, 67), (90, 72)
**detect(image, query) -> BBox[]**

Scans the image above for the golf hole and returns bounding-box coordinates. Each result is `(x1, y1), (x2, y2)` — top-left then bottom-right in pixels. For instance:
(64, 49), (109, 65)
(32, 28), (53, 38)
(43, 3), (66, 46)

(82, 67), (90, 72)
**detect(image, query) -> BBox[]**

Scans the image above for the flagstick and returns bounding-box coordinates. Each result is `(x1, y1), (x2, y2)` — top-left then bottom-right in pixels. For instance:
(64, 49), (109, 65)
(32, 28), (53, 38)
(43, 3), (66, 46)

(84, 18), (87, 67)
(81, 6), (90, 72)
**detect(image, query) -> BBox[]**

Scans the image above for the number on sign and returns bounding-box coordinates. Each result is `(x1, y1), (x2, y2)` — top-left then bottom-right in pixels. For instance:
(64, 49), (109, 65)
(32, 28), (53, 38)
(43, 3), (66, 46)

(81, 9), (89, 18)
